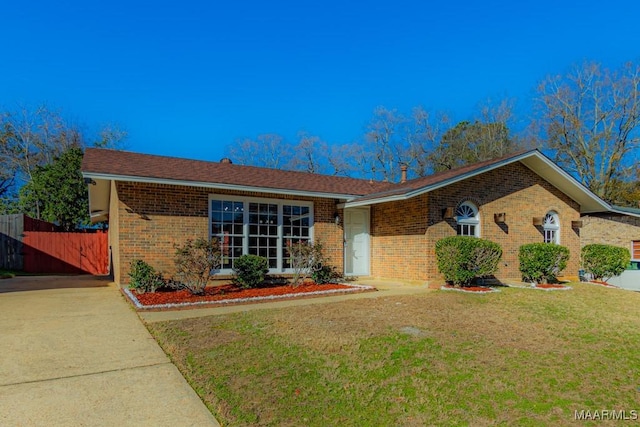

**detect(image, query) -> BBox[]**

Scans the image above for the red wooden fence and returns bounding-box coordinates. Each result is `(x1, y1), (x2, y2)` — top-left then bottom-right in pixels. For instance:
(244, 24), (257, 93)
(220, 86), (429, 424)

(22, 231), (109, 275)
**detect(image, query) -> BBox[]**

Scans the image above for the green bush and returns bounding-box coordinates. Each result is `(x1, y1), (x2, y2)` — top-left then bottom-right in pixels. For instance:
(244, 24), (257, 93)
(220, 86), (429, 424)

(233, 255), (269, 289)
(519, 243), (570, 284)
(128, 259), (165, 293)
(581, 244), (630, 281)
(174, 238), (222, 295)
(435, 236), (503, 286)
(311, 263), (341, 284)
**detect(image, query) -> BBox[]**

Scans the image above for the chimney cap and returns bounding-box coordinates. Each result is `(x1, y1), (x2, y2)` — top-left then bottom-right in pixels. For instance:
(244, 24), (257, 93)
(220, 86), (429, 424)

(220, 157), (233, 164)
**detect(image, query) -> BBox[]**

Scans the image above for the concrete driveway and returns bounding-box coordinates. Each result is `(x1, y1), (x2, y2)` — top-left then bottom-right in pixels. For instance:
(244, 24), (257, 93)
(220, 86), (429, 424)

(0, 275), (219, 426)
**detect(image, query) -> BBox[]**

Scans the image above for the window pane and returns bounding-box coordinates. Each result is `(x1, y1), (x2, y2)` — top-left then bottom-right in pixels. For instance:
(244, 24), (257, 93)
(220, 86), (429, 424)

(212, 199), (312, 272)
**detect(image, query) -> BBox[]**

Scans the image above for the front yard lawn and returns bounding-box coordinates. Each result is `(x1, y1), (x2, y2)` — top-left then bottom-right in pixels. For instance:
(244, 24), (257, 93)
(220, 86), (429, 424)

(148, 283), (640, 426)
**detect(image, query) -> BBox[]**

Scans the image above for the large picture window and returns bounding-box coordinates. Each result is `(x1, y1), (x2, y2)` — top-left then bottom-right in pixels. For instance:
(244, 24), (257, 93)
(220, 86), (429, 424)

(210, 196), (313, 272)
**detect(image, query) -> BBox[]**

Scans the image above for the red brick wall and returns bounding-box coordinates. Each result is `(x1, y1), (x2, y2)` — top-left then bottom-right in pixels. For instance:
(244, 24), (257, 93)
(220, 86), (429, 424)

(370, 163), (581, 282)
(112, 182), (342, 284)
(370, 194), (429, 279)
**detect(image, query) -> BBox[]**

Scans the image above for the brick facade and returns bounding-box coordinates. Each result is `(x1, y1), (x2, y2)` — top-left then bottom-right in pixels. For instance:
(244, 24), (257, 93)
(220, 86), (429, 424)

(370, 163), (582, 282)
(109, 162), (584, 285)
(111, 182), (342, 284)
(581, 214), (640, 259)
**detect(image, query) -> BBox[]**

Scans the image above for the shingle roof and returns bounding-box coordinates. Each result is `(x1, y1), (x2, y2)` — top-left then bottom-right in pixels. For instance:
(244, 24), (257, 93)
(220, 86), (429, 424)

(82, 147), (614, 215)
(81, 148), (392, 197)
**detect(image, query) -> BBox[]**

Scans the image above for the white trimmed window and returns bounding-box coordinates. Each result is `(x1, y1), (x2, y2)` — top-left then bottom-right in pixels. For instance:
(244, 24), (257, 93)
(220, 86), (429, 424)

(456, 201), (480, 237)
(543, 211), (560, 244)
(209, 196), (313, 272)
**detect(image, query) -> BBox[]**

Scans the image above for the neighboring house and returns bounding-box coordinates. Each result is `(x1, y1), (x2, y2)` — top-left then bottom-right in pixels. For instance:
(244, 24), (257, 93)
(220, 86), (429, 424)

(581, 205), (640, 260)
(580, 205), (640, 289)
(81, 148), (614, 285)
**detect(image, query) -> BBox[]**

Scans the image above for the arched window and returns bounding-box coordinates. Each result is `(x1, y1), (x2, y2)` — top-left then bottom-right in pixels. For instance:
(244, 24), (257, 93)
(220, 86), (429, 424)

(456, 201), (479, 237)
(543, 211), (560, 244)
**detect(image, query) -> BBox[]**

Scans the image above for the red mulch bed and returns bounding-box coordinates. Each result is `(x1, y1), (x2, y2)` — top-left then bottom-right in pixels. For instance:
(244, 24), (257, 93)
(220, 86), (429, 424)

(588, 280), (618, 288)
(132, 282), (370, 308)
(441, 284), (497, 293)
(535, 283), (569, 289)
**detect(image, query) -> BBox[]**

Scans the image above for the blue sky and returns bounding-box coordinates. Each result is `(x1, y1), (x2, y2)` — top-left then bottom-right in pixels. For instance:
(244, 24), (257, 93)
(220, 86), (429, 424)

(2, 0), (639, 161)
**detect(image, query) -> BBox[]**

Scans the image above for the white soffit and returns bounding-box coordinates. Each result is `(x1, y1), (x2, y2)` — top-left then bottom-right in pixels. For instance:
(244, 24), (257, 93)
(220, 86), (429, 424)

(88, 179), (110, 223)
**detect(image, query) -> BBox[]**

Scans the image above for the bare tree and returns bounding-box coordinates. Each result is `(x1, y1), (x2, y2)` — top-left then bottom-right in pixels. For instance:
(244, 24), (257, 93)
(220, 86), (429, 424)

(327, 143), (369, 177)
(363, 106), (409, 182)
(428, 98), (521, 172)
(227, 133), (292, 169)
(94, 124), (129, 149)
(0, 106), (82, 185)
(536, 61), (640, 202)
(287, 132), (328, 173)
(406, 107), (449, 177)
(0, 105), (128, 216)
(0, 106), (85, 218)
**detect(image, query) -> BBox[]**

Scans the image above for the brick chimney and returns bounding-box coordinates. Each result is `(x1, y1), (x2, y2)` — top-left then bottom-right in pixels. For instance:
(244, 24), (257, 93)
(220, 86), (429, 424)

(400, 164), (408, 183)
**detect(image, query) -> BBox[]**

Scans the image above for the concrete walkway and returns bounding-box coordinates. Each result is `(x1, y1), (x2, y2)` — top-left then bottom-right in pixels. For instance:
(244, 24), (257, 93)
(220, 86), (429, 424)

(0, 275), (219, 427)
(140, 278), (434, 323)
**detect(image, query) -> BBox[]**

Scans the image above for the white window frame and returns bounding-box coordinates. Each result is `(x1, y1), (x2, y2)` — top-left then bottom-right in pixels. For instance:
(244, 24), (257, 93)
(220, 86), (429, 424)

(456, 201), (480, 237)
(543, 211), (560, 244)
(209, 195), (314, 274)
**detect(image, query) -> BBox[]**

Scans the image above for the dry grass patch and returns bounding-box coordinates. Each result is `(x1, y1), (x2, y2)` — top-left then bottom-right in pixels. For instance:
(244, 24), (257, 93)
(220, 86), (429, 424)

(148, 283), (640, 426)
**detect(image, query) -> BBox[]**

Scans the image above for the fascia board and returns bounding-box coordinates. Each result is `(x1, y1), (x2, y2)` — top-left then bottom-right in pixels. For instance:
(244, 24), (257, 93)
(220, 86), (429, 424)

(82, 172), (358, 200)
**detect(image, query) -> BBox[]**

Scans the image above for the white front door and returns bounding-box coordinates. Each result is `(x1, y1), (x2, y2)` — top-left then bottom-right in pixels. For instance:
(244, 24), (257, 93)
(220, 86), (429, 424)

(344, 208), (370, 276)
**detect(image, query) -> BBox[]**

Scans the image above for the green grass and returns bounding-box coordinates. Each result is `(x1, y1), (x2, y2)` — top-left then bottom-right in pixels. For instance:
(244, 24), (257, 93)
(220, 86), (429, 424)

(148, 283), (640, 426)
(0, 269), (17, 279)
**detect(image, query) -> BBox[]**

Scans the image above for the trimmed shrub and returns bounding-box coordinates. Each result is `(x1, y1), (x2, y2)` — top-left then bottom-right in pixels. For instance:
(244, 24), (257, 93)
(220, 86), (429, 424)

(581, 244), (630, 281)
(435, 236), (502, 286)
(128, 259), (165, 293)
(174, 238), (222, 295)
(311, 263), (341, 284)
(233, 254), (269, 289)
(519, 243), (570, 284)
